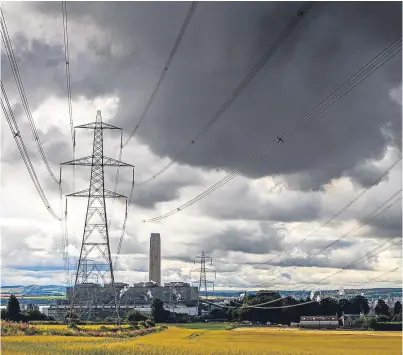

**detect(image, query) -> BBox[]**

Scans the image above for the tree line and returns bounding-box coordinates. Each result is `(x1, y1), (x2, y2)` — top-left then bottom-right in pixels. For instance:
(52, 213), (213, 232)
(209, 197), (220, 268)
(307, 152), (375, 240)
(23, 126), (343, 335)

(206, 292), (402, 325)
(1, 292), (401, 327)
(0, 295), (54, 322)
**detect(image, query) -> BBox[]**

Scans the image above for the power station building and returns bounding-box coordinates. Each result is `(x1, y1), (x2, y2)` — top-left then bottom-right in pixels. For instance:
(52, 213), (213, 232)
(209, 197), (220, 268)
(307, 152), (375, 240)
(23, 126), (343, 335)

(149, 233), (161, 286)
(47, 233), (199, 320)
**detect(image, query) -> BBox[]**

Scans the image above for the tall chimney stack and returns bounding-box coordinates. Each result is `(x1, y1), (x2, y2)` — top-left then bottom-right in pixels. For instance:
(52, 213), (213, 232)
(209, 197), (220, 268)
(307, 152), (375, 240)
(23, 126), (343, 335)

(149, 233), (161, 286)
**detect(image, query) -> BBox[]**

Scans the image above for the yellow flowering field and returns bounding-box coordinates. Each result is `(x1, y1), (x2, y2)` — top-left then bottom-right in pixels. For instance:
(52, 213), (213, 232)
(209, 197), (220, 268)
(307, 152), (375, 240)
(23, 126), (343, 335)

(35, 323), (131, 330)
(2, 326), (402, 355)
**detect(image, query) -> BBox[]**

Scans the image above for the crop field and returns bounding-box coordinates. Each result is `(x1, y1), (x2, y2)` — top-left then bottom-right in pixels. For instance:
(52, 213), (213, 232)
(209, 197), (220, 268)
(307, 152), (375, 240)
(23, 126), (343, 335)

(2, 326), (401, 355)
(174, 322), (231, 330)
(34, 323), (132, 330)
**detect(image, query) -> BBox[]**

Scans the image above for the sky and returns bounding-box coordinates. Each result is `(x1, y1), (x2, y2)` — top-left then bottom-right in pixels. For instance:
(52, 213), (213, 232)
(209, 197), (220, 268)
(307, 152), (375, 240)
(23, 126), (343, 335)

(0, 1), (402, 292)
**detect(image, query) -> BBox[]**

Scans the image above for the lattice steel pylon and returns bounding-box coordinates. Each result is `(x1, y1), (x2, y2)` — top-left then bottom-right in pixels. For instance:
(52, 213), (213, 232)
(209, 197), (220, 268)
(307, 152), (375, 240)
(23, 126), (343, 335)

(61, 110), (134, 323)
(191, 251), (216, 315)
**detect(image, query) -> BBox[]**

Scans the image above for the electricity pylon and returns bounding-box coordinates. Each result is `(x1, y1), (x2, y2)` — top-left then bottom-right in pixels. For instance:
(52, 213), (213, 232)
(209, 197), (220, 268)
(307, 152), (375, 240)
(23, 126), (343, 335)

(61, 110), (134, 323)
(191, 251), (216, 315)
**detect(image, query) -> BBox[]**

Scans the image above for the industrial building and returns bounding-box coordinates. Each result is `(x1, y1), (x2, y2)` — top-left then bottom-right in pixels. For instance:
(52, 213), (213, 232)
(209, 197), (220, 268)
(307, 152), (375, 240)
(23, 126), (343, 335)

(149, 233), (161, 286)
(47, 233), (200, 320)
(48, 281), (198, 321)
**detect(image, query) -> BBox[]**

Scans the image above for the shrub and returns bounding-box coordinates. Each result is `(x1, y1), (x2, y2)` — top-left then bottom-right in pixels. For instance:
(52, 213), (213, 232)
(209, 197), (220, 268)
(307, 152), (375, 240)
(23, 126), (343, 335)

(67, 322), (80, 330)
(126, 310), (147, 323)
(377, 315), (391, 323)
(145, 319), (155, 328)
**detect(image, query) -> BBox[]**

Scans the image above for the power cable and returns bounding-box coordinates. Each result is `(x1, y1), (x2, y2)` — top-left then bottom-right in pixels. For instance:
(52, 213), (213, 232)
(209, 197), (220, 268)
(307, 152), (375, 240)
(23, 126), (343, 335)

(0, 82), (61, 220)
(251, 156), (402, 270)
(202, 240), (401, 310)
(122, 1), (198, 146)
(135, 2), (315, 185)
(109, 2), (198, 252)
(250, 190), (402, 289)
(250, 263), (401, 310)
(213, 157), (401, 271)
(61, 1), (74, 146)
(61, 0), (76, 286)
(113, 167), (136, 270)
(0, 8), (59, 184)
(145, 36), (402, 222)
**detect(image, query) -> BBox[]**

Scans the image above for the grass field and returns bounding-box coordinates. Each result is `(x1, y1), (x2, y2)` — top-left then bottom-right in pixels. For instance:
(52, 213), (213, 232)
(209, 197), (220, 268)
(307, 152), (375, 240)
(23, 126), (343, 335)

(2, 326), (401, 355)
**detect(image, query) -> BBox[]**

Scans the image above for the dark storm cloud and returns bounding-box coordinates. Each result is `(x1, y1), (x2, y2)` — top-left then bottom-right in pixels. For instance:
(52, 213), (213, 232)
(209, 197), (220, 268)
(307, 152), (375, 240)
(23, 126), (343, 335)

(3, 2), (402, 194)
(163, 255), (195, 264)
(203, 185), (322, 222)
(112, 165), (203, 209)
(162, 222), (285, 263)
(367, 206), (402, 238)
(189, 223), (285, 256)
(1, 37), (66, 111)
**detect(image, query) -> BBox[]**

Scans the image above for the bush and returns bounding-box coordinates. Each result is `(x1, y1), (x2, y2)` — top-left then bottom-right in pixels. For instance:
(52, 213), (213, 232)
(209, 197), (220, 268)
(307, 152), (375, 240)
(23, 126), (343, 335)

(24, 326), (42, 335)
(377, 315), (391, 323)
(138, 320), (148, 329)
(145, 319), (155, 328)
(67, 322), (80, 330)
(354, 317), (376, 329)
(126, 310), (147, 323)
(130, 321), (139, 329)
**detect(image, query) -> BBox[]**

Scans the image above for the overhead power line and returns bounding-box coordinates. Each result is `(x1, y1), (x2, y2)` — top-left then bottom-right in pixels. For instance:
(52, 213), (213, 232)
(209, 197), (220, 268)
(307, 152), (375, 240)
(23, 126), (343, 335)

(250, 189), (402, 289)
(123, 1), (198, 146)
(0, 82), (61, 220)
(202, 240), (401, 310)
(145, 36), (402, 222)
(0, 8), (59, 184)
(251, 156), (402, 270)
(61, 1), (76, 286)
(135, 2), (315, 185)
(109, 1), (198, 241)
(61, 1), (74, 146)
(113, 166), (136, 270)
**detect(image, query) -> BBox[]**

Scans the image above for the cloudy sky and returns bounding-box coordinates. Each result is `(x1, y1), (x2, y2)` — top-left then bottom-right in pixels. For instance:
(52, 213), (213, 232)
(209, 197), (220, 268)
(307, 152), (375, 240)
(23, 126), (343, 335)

(1, 1), (402, 291)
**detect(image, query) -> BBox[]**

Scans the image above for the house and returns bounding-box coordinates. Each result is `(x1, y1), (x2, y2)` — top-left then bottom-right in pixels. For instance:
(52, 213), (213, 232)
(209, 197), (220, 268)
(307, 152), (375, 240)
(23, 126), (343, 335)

(339, 313), (362, 327)
(300, 315), (339, 329)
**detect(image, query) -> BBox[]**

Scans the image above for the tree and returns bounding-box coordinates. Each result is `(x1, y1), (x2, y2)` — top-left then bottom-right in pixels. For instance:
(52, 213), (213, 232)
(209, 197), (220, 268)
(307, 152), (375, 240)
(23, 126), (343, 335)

(393, 301), (402, 316)
(151, 298), (168, 322)
(126, 310), (147, 323)
(7, 295), (21, 321)
(1, 309), (7, 320)
(375, 299), (390, 318)
(23, 310), (48, 321)
(210, 308), (228, 320)
(350, 296), (370, 315)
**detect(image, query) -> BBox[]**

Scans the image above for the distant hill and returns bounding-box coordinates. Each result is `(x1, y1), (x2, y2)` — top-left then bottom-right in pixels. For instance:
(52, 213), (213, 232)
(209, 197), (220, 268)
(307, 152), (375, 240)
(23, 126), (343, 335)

(1, 285), (66, 296)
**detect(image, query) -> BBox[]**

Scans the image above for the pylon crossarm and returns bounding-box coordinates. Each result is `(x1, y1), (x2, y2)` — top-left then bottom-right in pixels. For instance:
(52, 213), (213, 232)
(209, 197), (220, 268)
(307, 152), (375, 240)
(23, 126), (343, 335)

(61, 156), (93, 166)
(103, 156), (134, 167)
(67, 188), (127, 199)
(75, 122), (122, 130)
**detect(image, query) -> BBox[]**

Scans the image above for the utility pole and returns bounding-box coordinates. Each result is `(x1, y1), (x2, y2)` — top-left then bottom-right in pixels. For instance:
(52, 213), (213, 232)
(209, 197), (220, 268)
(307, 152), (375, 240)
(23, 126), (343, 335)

(191, 251), (216, 317)
(61, 110), (134, 324)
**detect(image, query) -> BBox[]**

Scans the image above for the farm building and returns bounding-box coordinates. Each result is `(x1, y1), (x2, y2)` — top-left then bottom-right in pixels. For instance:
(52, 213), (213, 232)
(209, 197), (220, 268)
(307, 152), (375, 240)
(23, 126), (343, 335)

(300, 315), (339, 329)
